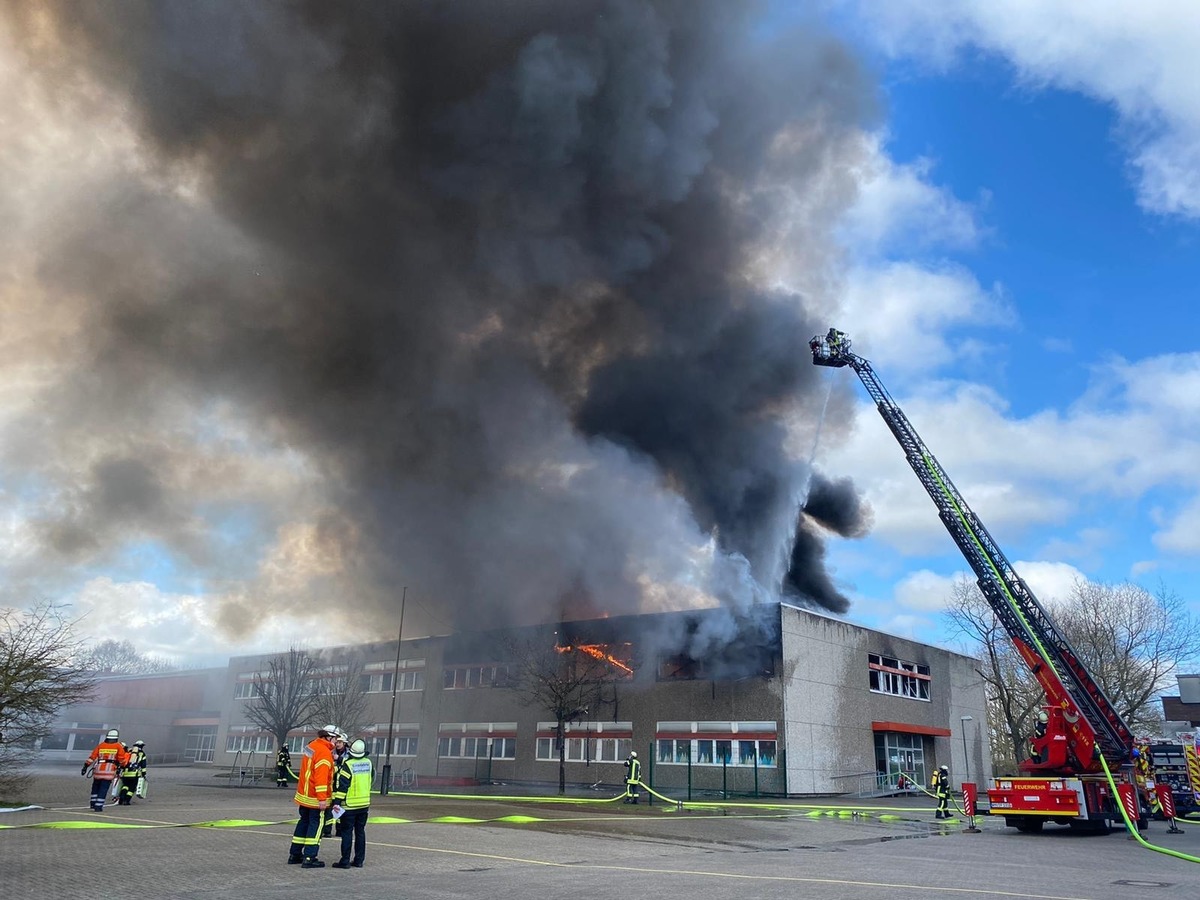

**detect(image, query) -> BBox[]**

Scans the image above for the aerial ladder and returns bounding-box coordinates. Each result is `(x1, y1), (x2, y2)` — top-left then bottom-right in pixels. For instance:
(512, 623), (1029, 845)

(811, 328), (1137, 833)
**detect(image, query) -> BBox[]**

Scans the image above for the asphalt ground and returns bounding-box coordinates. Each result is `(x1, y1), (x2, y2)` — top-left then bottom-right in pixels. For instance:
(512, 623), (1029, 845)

(3, 765), (1200, 900)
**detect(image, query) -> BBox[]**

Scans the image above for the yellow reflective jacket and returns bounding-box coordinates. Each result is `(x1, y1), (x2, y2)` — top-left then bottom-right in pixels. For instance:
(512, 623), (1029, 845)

(333, 755), (374, 810)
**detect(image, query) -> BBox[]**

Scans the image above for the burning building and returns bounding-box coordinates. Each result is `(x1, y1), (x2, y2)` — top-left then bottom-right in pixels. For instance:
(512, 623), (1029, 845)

(171, 602), (987, 796)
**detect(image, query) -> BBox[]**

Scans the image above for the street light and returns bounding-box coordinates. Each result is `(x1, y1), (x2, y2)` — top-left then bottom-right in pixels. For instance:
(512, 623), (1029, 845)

(960, 715), (974, 782)
(381, 586), (407, 796)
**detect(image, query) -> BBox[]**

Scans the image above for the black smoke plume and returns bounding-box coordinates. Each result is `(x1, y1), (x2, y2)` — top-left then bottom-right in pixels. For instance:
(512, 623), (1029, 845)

(1, 1), (877, 641)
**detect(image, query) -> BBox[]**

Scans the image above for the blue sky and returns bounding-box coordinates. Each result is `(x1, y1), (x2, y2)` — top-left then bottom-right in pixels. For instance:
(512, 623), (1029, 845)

(814, 2), (1200, 656)
(2, 3), (1198, 669)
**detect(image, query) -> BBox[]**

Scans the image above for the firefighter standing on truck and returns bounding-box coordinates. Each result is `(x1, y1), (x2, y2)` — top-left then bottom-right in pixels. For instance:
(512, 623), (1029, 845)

(82, 729), (129, 812)
(624, 750), (641, 804)
(933, 764), (952, 819)
(288, 724), (338, 868)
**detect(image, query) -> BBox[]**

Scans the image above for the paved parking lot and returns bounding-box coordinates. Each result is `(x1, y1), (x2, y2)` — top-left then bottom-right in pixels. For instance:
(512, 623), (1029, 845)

(4, 765), (1200, 899)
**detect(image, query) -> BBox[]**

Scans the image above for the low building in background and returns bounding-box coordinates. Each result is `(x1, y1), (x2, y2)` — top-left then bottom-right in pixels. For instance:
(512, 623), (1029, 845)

(40, 669), (226, 764)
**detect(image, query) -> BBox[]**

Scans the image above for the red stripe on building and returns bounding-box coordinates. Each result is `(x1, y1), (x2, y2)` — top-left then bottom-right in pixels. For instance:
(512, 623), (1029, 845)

(871, 721), (951, 737)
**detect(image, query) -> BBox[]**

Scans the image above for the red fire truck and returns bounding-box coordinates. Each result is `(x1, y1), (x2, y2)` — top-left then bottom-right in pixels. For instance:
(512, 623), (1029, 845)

(811, 328), (1141, 834)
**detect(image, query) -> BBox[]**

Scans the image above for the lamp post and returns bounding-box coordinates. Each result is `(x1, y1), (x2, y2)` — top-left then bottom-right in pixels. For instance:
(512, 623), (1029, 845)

(960, 715), (973, 782)
(381, 586), (407, 796)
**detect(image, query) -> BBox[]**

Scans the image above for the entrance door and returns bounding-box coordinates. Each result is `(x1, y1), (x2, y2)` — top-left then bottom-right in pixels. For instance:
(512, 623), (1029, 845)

(186, 727), (217, 763)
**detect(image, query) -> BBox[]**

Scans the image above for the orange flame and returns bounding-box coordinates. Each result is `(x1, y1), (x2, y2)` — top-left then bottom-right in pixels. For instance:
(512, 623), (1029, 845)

(556, 643), (633, 676)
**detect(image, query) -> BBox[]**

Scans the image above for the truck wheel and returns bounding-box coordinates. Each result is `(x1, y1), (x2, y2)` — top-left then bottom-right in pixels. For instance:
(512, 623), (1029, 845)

(1015, 819), (1044, 834)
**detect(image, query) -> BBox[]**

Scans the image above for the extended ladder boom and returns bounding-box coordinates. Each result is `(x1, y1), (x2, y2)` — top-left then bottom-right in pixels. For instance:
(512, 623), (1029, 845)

(811, 328), (1133, 772)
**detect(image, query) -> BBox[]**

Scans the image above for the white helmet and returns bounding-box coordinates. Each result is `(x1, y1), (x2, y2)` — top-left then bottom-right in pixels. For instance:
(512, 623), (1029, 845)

(629, 751), (638, 758)
(319, 724), (339, 737)
(349, 739), (367, 758)
(105, 729), (119, 741)
(337, 731), (348, 743)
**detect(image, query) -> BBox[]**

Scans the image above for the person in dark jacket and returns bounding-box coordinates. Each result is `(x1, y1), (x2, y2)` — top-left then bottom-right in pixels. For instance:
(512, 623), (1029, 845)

(623, 751), (641, 804)
(276, 744), (292, 788)
(331, 739), (373, 869)
(933, 764), (952, 818)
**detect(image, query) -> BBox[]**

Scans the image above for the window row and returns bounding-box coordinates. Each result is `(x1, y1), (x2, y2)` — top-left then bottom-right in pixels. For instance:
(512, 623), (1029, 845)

(233, 681), (261, 699)
(535, 736), (632, 763)
(656, 738), (777, 768)
(443, 664), (510, 689)
(437, 736), (517, 759)
(359, 670), (425, 694)
(226, 733), (274, 753)
(231, 733), (777, 767)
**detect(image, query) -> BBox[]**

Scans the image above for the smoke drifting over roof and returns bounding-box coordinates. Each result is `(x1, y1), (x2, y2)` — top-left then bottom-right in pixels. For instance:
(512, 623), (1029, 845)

(1, 1), (875, 645)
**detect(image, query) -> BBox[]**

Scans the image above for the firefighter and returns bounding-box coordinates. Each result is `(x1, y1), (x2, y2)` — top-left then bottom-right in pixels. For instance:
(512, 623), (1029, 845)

(288, 724), (338, 868)
(117, 746), (141, 805)
(331, 739), (373, 869)
(276, 743), (292, 788)
(1029, 710), (1049, 763)
(324, 730), (350, 838)
(623, 750), (641, 804)
(933, 764), (952, 819)
(132, 740), (149, 799)
(82, 729), (128, 812)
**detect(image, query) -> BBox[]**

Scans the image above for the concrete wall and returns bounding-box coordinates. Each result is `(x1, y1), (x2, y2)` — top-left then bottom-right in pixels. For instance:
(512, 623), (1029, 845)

(781, 603), (991, 794)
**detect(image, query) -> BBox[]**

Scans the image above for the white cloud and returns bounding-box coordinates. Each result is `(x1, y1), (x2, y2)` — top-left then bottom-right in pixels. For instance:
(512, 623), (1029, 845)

(840, 133), (985, 255)
(1152, 493), (1200, 555)
(889, 559), (1081, 614)
(70, 577), (353, 666)
(818, 351), (1200, 556)
(1012, 560), (1086, 607)
(838, 261), (1012, 373)
(846, 1), (1200, 218)
(894, 568), (960, 612)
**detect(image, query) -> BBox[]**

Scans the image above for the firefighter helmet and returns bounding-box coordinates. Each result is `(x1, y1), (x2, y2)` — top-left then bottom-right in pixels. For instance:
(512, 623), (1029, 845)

(1037, 710), (1049, 723)
(629, 751), (638, 758)
(349, 739), (367, 758)
(319, 724), (339, 737)
(939, 764), (948, 772)
(134, 740), (145, 747)
(105, 729), (119, 741)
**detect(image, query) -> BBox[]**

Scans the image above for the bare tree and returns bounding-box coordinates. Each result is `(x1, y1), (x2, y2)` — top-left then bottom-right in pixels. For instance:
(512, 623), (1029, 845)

(0, 603), (95, 795)
(1055, 580), (1198, 734)
(944, 574), (1200, 773)
(78, 639), (175, 675)
(944, 576), (1042, 769)
(309, 655), (370, 741)
(504, 631), (635, 795)
(242, 648), (321, 750)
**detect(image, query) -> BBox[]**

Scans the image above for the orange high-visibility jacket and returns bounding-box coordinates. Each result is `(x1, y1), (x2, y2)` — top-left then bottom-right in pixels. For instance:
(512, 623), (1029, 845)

(293, 737), (334, 808)
(87, 740), (129, 781)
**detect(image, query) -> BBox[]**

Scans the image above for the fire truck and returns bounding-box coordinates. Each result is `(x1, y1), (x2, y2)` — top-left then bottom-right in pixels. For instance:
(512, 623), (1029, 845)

(810, 328), (1140, 834)
(1147, 735), (1200, 818)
